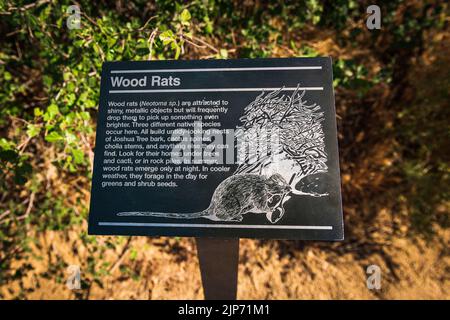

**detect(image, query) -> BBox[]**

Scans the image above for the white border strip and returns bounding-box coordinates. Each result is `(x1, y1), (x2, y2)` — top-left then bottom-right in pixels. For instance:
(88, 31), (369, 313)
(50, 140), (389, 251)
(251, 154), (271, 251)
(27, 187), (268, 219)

(98, 222), (333, 230)
(110, 66), (322, 74)
(109, 87), (324, 94)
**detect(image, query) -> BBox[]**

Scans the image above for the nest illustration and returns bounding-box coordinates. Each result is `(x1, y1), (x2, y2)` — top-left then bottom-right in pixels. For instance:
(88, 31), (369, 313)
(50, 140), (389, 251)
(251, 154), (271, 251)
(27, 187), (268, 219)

(235, 84), (328, 197)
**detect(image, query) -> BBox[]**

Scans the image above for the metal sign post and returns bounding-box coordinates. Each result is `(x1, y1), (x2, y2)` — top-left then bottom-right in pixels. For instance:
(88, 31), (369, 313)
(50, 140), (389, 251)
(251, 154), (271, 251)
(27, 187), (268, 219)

(196, 238), (239, 300)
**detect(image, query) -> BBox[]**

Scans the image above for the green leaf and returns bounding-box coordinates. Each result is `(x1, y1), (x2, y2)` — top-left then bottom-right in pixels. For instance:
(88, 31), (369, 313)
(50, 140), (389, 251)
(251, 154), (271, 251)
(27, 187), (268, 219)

(180, 9), (191, 23)
(47, 104), (60, 118)
(71, 148), (85, 164)
(65, 132), (77, 144)
(26, 124), (41, 138)
(174, 44), (181, 59)
(80, 111), (90, 121)
(159, 30), (175, 44)
(204, 16), (213, 34)
(219, 49), (228, 59)
(43, 75), (53, 87)
(34, 108), (43, 117)
(4, 71), (12, 81)
(45, 131), (64, 143)
(107, 38), (117, 48)
(66, 93), (76, 105)
(63, 72), (71, 81)
(0, 138), (15, 150)
(129, 248), (138, 260)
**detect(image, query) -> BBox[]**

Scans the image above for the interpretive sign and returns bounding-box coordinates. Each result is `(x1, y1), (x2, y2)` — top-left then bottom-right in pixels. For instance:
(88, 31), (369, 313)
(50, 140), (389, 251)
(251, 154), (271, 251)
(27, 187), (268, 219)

(88, 57), (343, 240)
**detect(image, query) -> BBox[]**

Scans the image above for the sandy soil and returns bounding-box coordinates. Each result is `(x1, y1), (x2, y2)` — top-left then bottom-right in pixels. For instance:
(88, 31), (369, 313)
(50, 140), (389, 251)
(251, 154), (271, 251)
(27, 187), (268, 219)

(2, 221), (448, 299)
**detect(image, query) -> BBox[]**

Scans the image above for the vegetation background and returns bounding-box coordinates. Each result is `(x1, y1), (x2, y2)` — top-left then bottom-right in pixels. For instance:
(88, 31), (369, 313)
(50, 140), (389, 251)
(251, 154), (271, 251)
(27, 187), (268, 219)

(0, 0), (448, 299)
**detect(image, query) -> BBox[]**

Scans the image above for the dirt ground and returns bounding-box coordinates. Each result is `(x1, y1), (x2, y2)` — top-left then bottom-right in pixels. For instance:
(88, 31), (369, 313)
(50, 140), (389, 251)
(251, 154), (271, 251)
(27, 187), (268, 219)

(1, 221), (448, 299)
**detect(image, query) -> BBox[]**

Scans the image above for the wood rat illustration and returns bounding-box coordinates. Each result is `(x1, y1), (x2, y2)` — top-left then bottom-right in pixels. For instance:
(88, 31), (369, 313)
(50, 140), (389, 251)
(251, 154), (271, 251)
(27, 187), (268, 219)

(117, 173), (292, 223)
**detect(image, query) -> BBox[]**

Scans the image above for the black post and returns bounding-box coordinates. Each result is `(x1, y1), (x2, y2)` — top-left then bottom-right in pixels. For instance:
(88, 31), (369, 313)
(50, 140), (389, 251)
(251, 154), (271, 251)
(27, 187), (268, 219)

(195, 238), (239, 300)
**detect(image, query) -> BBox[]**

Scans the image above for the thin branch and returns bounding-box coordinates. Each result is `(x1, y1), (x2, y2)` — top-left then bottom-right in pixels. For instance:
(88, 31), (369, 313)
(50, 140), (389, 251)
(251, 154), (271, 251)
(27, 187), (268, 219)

(109, 236), (133, 273)
(138, 15), (158, 31)
(181, 34), (219, 53)
(147, 28), (158, 60)
(0, 210), (11, 222)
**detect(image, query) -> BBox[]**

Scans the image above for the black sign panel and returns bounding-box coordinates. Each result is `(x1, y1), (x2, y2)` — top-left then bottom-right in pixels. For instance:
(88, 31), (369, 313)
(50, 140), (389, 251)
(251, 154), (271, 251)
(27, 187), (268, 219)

(88, 57), (343, 240)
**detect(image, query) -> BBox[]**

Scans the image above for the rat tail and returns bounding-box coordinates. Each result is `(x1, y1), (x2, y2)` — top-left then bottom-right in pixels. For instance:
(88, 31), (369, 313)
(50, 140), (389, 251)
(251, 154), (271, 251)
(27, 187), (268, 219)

(116, 208), (210, 219)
